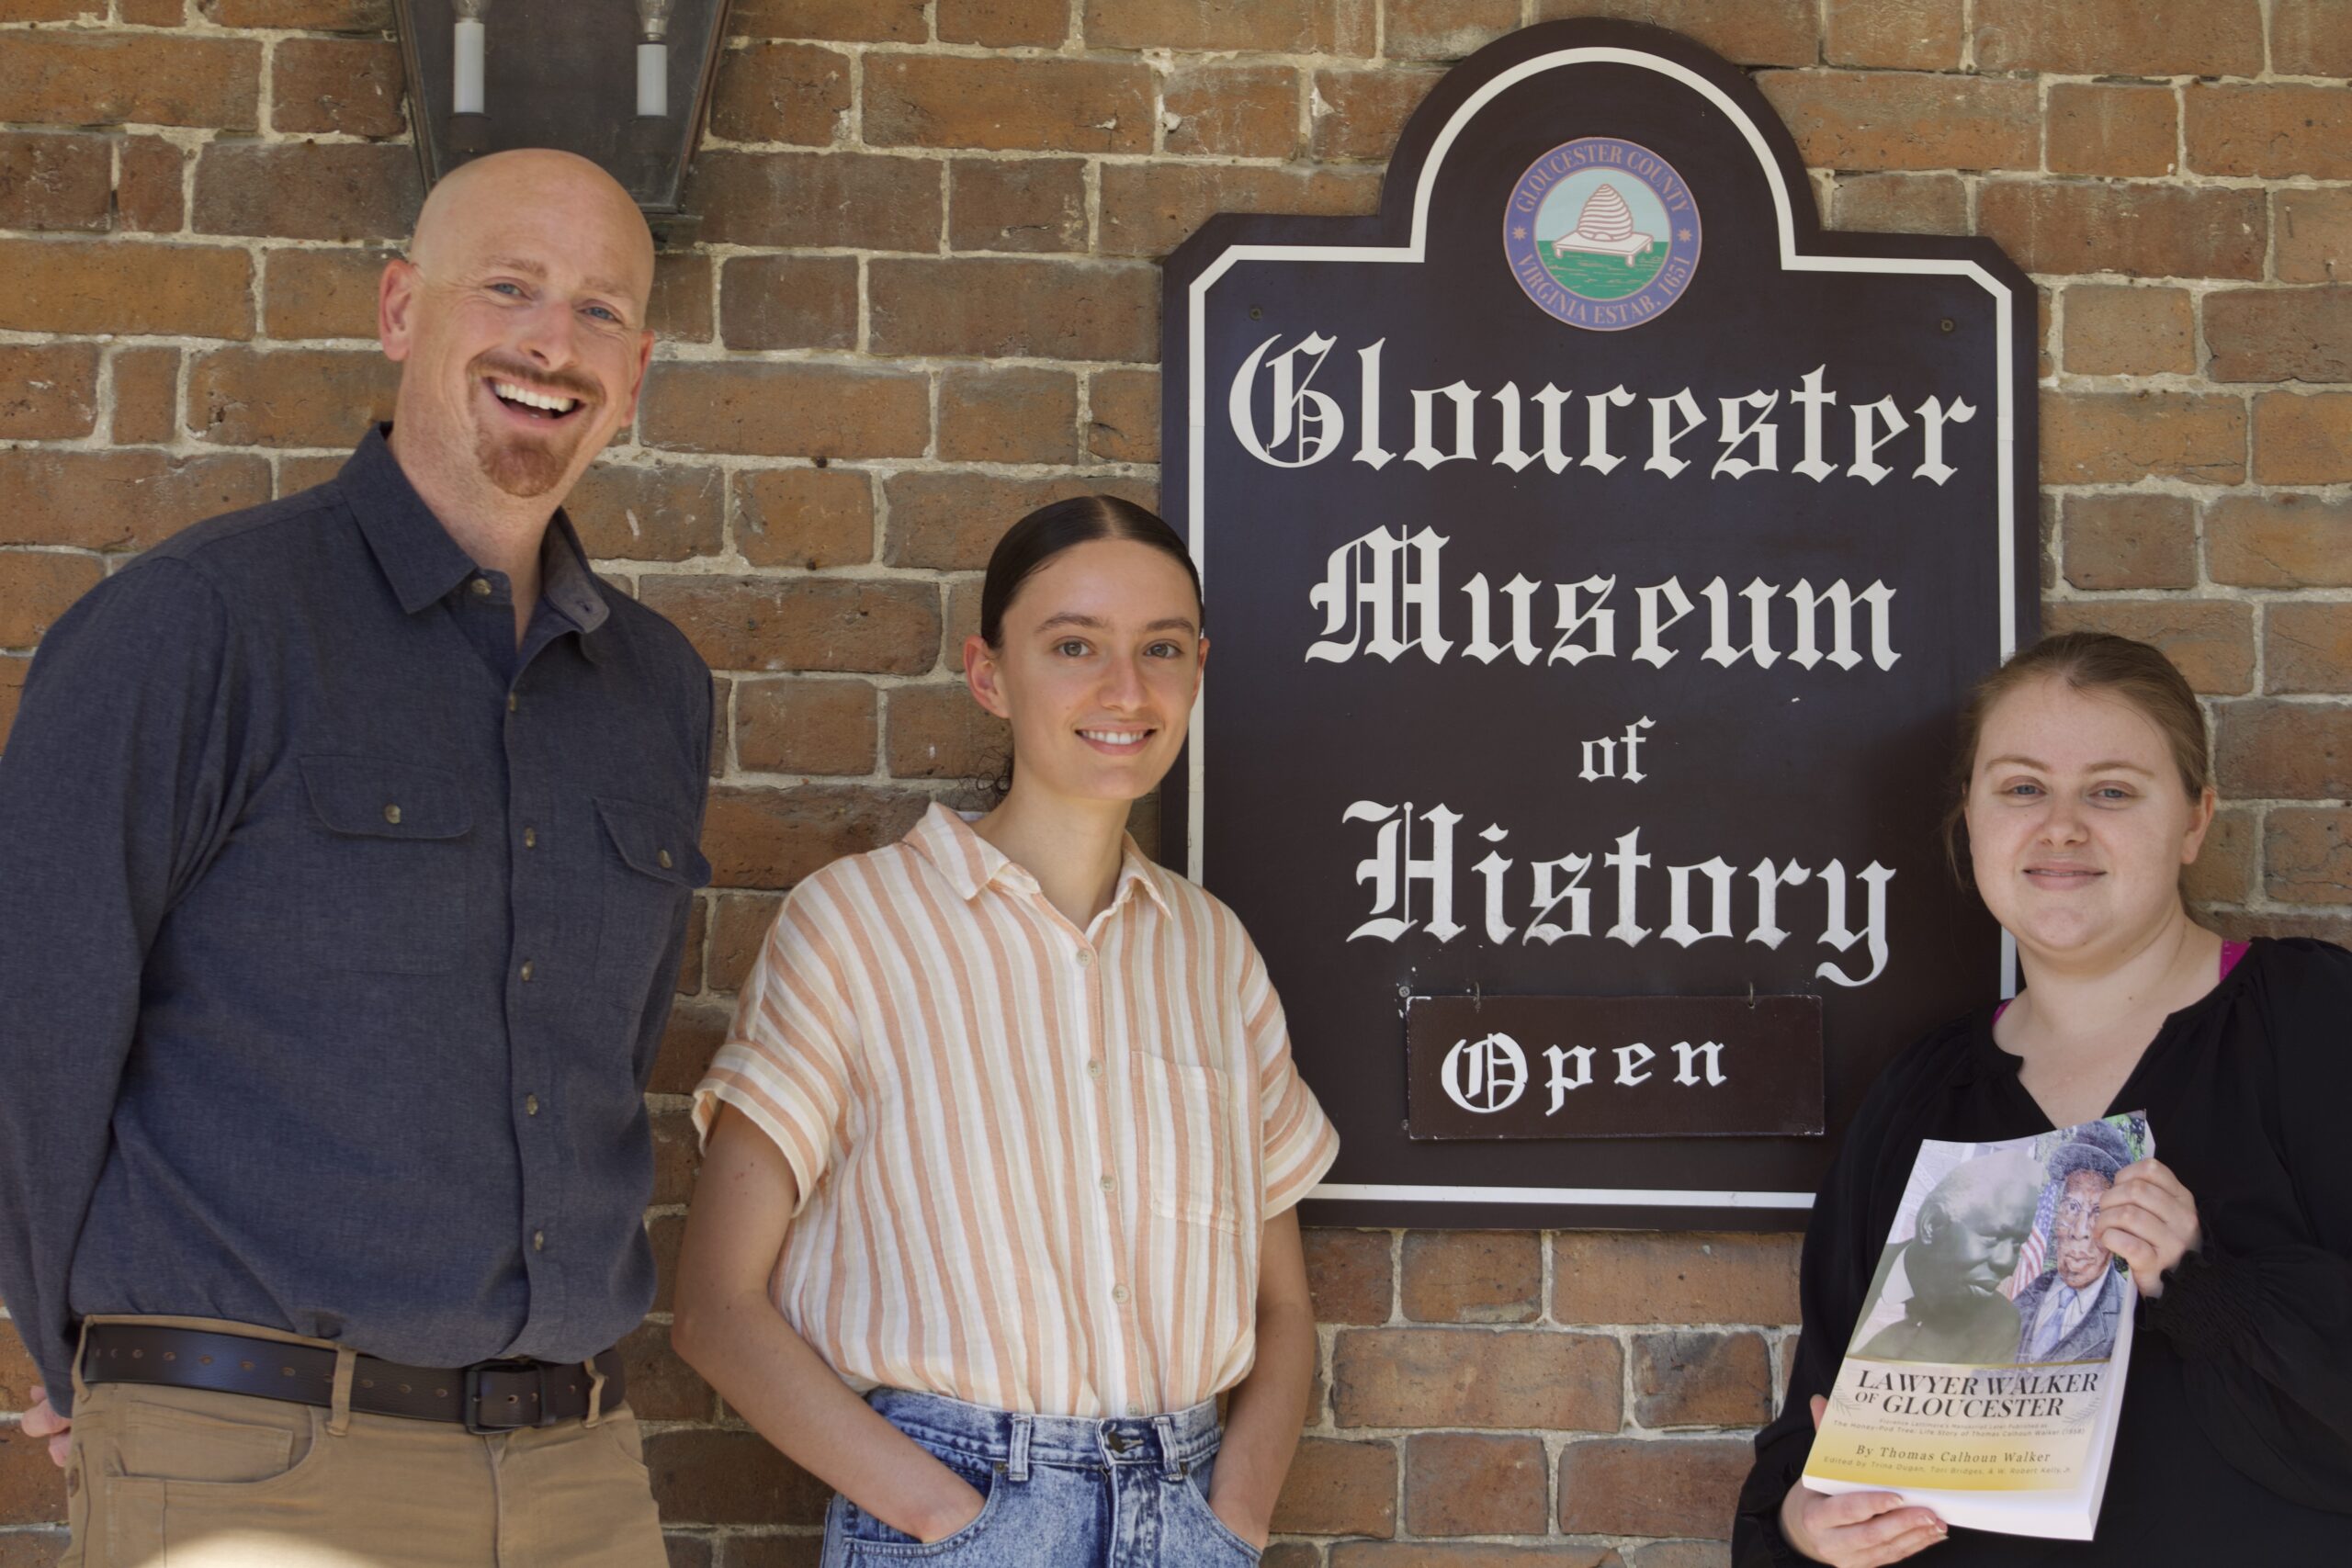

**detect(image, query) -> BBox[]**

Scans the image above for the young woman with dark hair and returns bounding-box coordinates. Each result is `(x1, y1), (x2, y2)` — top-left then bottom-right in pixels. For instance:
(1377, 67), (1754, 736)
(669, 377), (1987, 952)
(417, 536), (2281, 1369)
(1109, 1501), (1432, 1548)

(671, 496), (1337, 1567)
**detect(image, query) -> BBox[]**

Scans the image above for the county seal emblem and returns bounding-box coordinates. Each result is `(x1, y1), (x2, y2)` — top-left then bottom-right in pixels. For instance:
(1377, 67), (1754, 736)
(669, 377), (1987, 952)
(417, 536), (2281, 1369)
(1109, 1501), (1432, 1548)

(1504, 137), (1702, 332)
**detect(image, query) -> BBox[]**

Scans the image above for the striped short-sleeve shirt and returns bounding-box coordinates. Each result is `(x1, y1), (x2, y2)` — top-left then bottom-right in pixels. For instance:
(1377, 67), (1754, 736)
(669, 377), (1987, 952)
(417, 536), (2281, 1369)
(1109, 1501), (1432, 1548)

(694, 803), (1340, 1419)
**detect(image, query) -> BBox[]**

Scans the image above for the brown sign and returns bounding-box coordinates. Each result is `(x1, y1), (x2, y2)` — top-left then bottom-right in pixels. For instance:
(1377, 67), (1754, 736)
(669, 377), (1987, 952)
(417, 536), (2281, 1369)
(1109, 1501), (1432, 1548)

(1406, 995), (1824, 1139)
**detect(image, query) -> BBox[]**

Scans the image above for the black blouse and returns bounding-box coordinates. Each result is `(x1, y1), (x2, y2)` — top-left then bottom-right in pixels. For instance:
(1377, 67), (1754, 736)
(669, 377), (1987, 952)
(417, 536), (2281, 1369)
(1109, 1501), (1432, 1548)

(1736, 938), (2352, 1563)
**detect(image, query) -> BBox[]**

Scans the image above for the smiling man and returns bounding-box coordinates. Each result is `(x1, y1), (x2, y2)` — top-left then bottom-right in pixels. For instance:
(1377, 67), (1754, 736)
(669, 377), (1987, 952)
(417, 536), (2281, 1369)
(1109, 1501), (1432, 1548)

(0, 151), (708, 1566)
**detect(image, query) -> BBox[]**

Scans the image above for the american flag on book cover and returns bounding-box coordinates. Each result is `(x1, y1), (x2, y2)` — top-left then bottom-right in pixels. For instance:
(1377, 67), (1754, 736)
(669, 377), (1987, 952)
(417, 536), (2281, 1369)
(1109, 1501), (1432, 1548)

(2002, 1179), (2058, 1300)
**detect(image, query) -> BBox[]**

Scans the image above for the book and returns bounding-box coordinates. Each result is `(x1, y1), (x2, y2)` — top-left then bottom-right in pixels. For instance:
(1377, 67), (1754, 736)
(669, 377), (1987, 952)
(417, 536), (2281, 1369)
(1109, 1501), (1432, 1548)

(1800, 1111), (2152, 1540)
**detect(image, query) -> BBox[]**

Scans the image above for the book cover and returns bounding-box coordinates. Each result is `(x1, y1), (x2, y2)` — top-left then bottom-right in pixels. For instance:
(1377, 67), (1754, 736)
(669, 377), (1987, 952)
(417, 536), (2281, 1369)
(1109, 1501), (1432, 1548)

(1801, 1112), (2151, 1539)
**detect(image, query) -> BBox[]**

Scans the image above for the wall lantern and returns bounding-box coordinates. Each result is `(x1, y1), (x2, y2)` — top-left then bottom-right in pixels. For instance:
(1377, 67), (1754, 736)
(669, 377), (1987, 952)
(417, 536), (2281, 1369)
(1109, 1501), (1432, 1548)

(392, 1), (733, 243)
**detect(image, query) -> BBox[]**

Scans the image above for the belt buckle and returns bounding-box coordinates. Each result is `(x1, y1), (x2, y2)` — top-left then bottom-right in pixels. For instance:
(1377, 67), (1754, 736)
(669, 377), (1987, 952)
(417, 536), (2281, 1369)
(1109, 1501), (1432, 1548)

(463, 1359), (549, 1435)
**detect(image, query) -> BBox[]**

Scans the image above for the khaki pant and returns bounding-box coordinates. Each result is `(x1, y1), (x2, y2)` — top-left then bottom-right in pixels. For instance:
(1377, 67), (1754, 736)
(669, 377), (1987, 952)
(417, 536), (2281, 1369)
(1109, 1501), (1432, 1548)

(62, 1317), (666, 1568)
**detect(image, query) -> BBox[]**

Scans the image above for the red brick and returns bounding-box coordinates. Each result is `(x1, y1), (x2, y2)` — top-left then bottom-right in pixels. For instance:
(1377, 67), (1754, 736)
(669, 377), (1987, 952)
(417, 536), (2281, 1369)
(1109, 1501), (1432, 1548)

(2061, 493), (2196, 591)
(2187, 85), (2352, 181)
(708, 891), (786, 991)
(645, 1428), (829, 1527)
(1972, 0), (2262, 74)
(2254, 391), (2352, 486)
(700, 784), (933, 889)
(1631, 1330), (1774, 1427)
(1626, 1544), (1724, 1568)
(1825, 0), (1964, 69)
(1331, 1548), (1618, 1568)
(735, 468), (873, 571)
(865, 57), (1153, 155)
(2219, 911), (2352, 946)
(0, 1330), (40, 1412)
(117, 135), (187, 233)
(1088, 369), (1160, 465)
(648, 254), (714, 344)
(1399, 1232), (1540, 1325)
(198, 2), (394, 24)
(1758, 72), (2037, 173)
(0, 239), (252, 340)
(111, 346), (181, 446)
(640, 576), (940, 676)
(188, 348), (397, 448)
(619, 1321), (715, 1423)
(566, 463), (724, 563)
(886, 682), (1008, 782)
(1386, 0), (1519, 61)
(939, 367), (1079, 466)
(948, 158), (1088, 254)
(677, 897), (709, 992)
(1531, 0), (1819, 66)
(2041, 600), (2253, 696)
(1827, 172), (1966, 236)
(0, 553), (104, 649)
(0, 450), (271, 551)
(264, 247), (391, 340)
(1558, 1437), (1751, 1539)
(1165, 65), (1300, 159)
(1099, 162), (1381, 257)
(1334, 1328), (1621, 1430)
(271, 37), (403, 138)
(2186, 806), (2255, 906)
(276, 456), (348, 496)
(883, 472), (1159, 573)
(0, 657), (25, 751)
(0, 131), (110, 231)
(1312, 69), (1444, 163)
(1304, 1227), (1393, 1325)
(1270, 1437), (1397, 1539)
(2209, 496), (2352, 588)
(710, 42), (850, 146)
(0, 1529), (64, 1568)
(2213, 701), (2352, 799)
(2, 0), (96, 18)
(687, 151), (941, 252)
(2047, 84), (2178, 179)
(939, 0), (1069, 47)
(0, 1420), (66, 1522)
(0, 344), (98, 441)
(1085, 0), (1364, 53)
(2041, 391), (2245, 487)
(2277, 190), (2352, 287)
(119, 0), (187, 21)
(870, 258), (1157, 364)
(648, 999), (731, 1094)
(2267, 808), (2352, 904)
(1553, 1232), (1801, 1325)
(193, 141), (420, 242)
(639, 363), (929, 460)
(718, 1536), (819, 1568)
(1404, 1432), (1546, 1537)
(731, 0), (927, 41)
(718, 255), (858, 351)
(2064, 285), (2194, 377)
(738, 678), (878, 777)
(2206, 288), (2352, 385)
(2267, 604), (2352, 696)
(2274, 0), (2352, 75)
(0, 33), (260, 130)
(1976, 182), (2264, 282)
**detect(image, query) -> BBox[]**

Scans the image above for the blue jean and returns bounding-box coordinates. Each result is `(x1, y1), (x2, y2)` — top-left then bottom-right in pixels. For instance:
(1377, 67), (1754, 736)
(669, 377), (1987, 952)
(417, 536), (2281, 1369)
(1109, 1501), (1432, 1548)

(820, 1388), (1262, 1567)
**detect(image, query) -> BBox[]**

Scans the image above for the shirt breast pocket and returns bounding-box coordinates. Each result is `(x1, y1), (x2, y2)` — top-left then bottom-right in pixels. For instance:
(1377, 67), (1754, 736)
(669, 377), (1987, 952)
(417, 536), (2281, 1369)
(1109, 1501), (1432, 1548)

(1146, 1058), (1249, 1237)
(594, 796), (711, 1011)
(298, 755), (473, 975)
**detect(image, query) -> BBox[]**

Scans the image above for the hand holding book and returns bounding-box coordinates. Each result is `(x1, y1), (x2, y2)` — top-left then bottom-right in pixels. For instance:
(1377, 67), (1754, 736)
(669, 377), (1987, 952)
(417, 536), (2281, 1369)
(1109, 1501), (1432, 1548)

(1780, 1395), (1947, 1565)
(2092, 1158), (2200, 1296)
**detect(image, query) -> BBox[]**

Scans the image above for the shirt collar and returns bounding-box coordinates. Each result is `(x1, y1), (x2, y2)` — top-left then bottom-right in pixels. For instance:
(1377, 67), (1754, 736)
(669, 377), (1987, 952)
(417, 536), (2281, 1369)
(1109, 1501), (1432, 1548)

(907, 801), (1173, 917)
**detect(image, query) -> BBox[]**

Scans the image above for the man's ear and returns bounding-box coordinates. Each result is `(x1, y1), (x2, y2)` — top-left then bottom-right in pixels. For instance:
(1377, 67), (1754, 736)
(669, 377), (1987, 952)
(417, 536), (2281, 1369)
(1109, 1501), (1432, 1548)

(379, 257), (420, 360)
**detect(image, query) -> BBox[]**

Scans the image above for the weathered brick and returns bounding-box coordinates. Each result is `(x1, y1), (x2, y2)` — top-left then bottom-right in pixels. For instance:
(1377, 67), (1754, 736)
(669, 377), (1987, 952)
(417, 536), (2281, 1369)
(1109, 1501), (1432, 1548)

(1404, 1432), (1546, 1537)
(939, 367), (1079, 467)
(2186, 805), (2255, 906)
(715, 1536), (818, 1568)
(2064, 285), (2194, 377)
(2273, 0), (2352, 75)
(1312, 69), (1444, 163)
(119, 0), (187, 22)
(0, 131), (110, 231)
(639, 363), (930, 460)
(2267, 604), (2352, 696)
(619, 1321), (715, 1423)
(2254, 391), (2352, 486)
(640, 576), (940, 676)
(2213, 701), (2352, 799)
(0, 553), (105, 649)
(2041, 600), (2253, 695)
(117, 135), (187, 233)
(0, 446), (268, 554)
(0, 344), (99, 441)
(2207, 495), (2352, 588)
(731, 0), (927, 41)
(677, 896), (709, 992)
(708, 891), (786, 991)
(2277, 190), (2352, 287)
(699, 784), (933, 889)
(1165, 65), (1300, 159)
(645, 1429), (829, 1527)
(4, 0), (100, 19)
(111, 346), (182, 446)
(2267, 808), (2352, 904)
(188, 348), (397, 448)
(1532, 0), (1818, 65)
(0, 1421), (67, 1522)
(865, 57), (1153, 155)
(2060, 493), (2196, 591)
(710, 41), (850, 146)
(1304, 1228), (1393, 1325)
(276, 455), (348, 496)
(1334, 1328), (1621, 1430)
(1825, 0), (1963, 69)
(2186, 85), (2352, 181)
(1553, 1233), (1800, 1325)
(1085, 0), (1363, 53)
(718, 255), (858, 351)
(1631, 1331), (1774, 1427)
(1271, 1437), (1397, 1540)
(1827, 172), (1966, 236)
(688, 151), (941, 252)
(1399, 1232), (1540, 1325)
(2220, 911), (2352, 946)
(735, 468), (874, 570)
(0, 239), (252, 340)
(869, 258), (1157, 363)
(883, 472), (1159, 572)
(887, 682), (1009, 781)
(1088, 369), (1160, 465)
(264, 247), (391, 340)
(648, 254), (715, 344)
(1558, 1438), (1751, 1540)
(0, 1528), (65, 1568)
(0, 1325), (41, 1411)
(1976, 182), (2264, 281)
(1758, 72), (2038, 173)
(1625, 1544), (1724, 1568)
(0, 32), (260, 130)
(948, 158), (1088, 254)
(272, 37), (404, 138)
(738, 678), (878, 777)
(2047, 84), (2178, 179)
(1972, 0), (2262, 75)
(198, 2), (394, 24)
(1331, 1545), (1619, 1568)
(193, 141), (420, 243)
(1385, 0), (1520, 62)
(0, 657), (25, 752)
(1099, 163), (1381, 258)
(566, 463), (724, 563)
(648, 999), (731, 1094)
(2041, 391), (2245, 487)
(2206, 288), (2352, 385)
(939, 0), (1069, 47)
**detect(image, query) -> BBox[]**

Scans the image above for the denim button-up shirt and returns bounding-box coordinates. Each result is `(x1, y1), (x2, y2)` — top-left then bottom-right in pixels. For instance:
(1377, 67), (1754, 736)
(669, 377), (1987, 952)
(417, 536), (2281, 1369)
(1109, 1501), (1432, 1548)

(0, 428), (713, 1412)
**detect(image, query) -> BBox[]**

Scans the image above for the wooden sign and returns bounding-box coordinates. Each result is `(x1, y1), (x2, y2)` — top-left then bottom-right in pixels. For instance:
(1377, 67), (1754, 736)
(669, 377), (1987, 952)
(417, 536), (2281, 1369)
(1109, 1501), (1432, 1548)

(1159, 20), (2038, 1230)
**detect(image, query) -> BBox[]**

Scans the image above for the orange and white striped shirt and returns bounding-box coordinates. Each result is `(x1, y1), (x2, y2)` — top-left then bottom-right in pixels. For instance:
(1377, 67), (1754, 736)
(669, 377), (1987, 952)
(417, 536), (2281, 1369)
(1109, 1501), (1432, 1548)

(694, 803), (1339, 1419)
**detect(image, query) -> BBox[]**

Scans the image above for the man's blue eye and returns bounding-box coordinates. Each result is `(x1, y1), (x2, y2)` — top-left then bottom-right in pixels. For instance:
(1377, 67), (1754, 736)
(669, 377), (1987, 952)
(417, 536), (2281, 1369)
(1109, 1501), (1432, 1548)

(585, 305), (620, 322)
(490, 281), (525, 298)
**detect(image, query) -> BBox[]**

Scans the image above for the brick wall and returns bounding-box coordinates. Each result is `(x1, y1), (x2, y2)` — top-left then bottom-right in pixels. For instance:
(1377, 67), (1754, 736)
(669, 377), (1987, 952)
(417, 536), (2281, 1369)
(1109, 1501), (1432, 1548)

(2, 0), (2348, 1562)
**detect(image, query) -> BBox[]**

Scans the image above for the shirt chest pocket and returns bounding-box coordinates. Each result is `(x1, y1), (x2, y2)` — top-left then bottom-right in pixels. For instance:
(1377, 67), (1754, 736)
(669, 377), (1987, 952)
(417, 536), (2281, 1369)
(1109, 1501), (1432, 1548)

(1144, 1057), (1249, 1237)
(298, 756), (473, 975)
(594, 796), (711, 1012)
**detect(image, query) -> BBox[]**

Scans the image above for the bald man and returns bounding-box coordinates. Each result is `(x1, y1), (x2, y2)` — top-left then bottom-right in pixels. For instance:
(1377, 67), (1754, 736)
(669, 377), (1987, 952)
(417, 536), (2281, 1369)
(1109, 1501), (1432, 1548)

(0, 151), (703, 1565)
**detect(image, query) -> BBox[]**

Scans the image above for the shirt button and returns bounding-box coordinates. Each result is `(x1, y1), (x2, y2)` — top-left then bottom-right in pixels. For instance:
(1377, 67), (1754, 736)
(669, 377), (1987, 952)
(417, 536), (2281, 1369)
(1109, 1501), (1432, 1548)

(524, 1094), (540, 1116)
(506, 692), (519, 714)
(1111, 1283), (1129, 1304)
(382, 804), (402, 826)
(658, 849), (673, 869)
(532, 1230), (546, 1251)
(523, 828), (537, 850)
(1099, 1175), (1116, 1194)
(1086, 1059), (1103, 1079)
(1076, 949), (1093, 966)
(470, 578), (492, 598)
(519, 960), (535, 983)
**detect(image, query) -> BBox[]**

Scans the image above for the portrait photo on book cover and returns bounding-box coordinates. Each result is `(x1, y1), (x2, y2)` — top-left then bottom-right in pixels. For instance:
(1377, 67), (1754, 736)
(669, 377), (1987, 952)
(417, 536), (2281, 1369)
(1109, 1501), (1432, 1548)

(1850, 1114), (2151, 1368)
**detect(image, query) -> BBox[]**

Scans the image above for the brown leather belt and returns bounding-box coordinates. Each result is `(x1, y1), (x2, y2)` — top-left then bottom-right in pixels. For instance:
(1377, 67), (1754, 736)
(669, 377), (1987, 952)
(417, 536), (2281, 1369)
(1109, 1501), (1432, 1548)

(81, 1323), (627, 1433)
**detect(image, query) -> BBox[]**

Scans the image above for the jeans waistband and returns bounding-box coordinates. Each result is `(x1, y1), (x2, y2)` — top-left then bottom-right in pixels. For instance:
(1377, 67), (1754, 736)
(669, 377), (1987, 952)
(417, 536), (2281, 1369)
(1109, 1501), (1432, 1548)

(867, 1387), (1221, 1479)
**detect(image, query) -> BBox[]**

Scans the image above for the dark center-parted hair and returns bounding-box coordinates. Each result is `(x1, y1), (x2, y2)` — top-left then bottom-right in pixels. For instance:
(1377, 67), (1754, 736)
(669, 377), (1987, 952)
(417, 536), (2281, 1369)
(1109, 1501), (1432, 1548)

(978, 495), (1203, 648)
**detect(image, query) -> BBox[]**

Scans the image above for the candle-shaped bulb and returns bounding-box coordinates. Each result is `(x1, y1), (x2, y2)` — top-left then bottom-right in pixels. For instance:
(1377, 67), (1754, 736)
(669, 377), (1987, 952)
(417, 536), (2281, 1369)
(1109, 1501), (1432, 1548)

(634, 0), (677, 118)
(452, 0), (492, 118)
